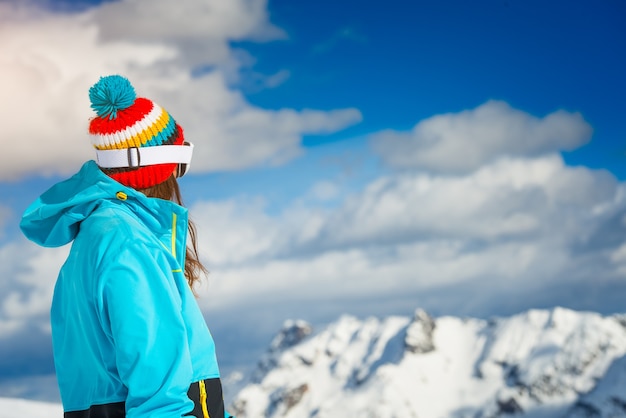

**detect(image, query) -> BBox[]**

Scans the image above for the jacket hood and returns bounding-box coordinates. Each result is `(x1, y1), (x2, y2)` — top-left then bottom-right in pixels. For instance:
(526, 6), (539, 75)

(20, 160), (187, 249)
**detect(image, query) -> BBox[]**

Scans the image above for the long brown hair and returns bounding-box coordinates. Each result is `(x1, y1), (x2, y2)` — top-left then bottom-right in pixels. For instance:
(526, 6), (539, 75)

(139, 175), (208, 290)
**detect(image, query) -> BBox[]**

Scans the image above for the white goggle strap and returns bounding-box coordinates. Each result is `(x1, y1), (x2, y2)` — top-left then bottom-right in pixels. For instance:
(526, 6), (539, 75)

(95, 143), (194, 170)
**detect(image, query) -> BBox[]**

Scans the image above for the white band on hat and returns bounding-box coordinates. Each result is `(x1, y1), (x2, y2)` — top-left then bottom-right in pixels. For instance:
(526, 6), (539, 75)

(95, 143), (194, 169)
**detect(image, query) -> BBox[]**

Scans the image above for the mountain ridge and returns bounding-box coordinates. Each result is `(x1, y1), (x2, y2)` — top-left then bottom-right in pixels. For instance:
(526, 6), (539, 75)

(230, 307), (626, 418)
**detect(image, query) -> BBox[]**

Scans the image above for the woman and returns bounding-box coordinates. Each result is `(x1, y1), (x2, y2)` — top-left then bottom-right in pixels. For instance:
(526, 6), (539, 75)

(20, 75), (231, 418)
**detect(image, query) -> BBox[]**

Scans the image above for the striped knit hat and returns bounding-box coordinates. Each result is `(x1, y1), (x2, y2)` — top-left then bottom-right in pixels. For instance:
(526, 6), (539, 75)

(88, 75), (188, 189)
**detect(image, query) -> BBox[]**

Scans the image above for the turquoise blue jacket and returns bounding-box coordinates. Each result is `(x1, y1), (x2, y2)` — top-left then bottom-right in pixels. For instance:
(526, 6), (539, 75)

(20, 161), (221, 417)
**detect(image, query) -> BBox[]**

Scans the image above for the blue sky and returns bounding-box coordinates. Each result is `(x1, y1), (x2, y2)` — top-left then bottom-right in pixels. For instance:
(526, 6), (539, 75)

(192, 0), (626, 208)
(242, 0), (625, 168)
(0, 0), (625, 404)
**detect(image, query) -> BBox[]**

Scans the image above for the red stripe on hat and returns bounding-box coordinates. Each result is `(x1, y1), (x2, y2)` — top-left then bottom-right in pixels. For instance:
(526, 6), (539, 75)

(89, 98), (154, 135)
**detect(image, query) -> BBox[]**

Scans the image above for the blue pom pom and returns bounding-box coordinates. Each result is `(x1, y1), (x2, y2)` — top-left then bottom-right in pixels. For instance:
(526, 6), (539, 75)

(89, 75), (136, 120)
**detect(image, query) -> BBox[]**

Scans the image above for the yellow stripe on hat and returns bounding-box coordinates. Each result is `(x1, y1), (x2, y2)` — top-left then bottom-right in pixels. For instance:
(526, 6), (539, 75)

(93, 104), (171, 150)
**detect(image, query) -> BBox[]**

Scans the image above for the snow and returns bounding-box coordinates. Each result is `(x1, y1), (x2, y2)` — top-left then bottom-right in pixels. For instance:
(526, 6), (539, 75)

(230, 307), (626, 418)
(0, 397), (62, 418)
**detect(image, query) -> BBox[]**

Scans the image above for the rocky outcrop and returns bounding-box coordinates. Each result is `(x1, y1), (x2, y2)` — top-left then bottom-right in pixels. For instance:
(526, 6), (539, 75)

(404, 308), (436, 354)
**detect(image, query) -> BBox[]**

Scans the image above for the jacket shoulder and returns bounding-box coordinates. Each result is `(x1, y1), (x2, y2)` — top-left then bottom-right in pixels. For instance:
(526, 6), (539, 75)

(76, 202), (165, 260)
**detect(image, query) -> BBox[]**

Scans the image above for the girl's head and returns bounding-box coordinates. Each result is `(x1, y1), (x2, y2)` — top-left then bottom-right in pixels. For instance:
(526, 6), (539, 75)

(87, 75), (192, 190)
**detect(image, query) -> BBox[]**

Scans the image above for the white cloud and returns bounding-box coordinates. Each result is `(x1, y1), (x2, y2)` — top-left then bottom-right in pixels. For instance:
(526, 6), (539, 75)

(611, 243), (626, 264)
(371, 100), (593, 174)
(191, 152), (624, 312)
(308, 180), (341, 201)
(0, 0), (361, 180)
(0, 205), (12, 240)
(197, 240), (561, 312)
(0, 9), (175, 179)
(94, 0), (285, 44)
(0, 241), (67, 337)
(193, 196), (280, 266)
(195, 154), (618, 260)
(92, 0), (285, 73)
(161, 73), (362, 171)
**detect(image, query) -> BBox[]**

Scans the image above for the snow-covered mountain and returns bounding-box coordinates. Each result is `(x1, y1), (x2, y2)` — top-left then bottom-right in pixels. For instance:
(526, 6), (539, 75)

(229, 307), (626, 418)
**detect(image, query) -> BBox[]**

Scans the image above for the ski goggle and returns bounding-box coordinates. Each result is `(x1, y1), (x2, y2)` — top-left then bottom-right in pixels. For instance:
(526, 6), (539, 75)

(95, 142), (194, 178)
